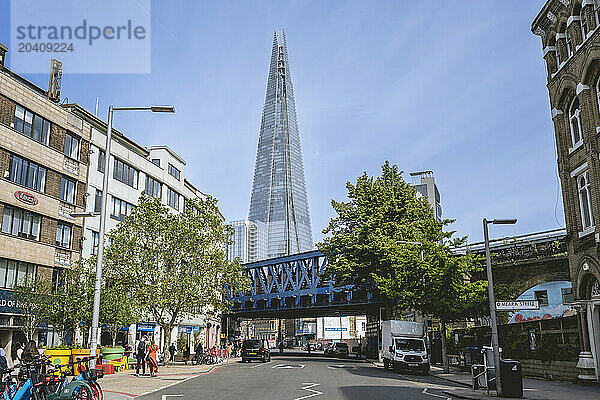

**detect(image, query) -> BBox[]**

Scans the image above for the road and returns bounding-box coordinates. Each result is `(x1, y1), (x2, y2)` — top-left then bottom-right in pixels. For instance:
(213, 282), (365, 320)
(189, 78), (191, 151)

(137, 352), (463, 400)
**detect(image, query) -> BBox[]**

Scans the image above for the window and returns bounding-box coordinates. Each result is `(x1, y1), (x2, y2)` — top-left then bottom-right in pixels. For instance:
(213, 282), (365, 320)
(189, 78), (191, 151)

(582, 11), (588, 38)
(52, 268), (64, 292)
(167, 187), (180, 210)
(0, 258), (36, 289)
(113, 158), (138, 188)
(152, 158), (160, 167)
(60, 177), (76, 204)
(94, 189), (102, 213)
(596, 0), (600, 26)
(8, 155), (46, 192)
(168, 163), (180, 180)
(534, 290), (549, 306)
(1, 205), (41, 240)
(63, 132), (79, 160)
(145, 176), (161, 198)
(55, 223), (71, 248)
(569, 97), (583, 146)
(90, 230), (99, 256)
(13, 105), (50, 145)
(98, 149), (105, 172)
(578, 171), (595, 230)
(595, 76), (600, 119)
(561, 287), (574, 304)
(110, 196), (134, 221)
(566, 32), (573, 57)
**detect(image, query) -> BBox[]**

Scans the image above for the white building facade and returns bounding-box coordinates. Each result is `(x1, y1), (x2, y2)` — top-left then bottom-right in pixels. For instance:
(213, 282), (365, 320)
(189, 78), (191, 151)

(66, 105), (222, 352)
(226, 219), (268, 263)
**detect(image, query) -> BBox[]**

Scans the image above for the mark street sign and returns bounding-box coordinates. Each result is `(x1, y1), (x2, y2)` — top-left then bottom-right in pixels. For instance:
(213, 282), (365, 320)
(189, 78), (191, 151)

(495, 300), (539, 310)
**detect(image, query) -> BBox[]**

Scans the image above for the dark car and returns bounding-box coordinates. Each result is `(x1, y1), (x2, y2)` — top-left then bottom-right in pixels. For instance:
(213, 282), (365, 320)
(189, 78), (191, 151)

(332, 342), (349, 358)
(241, 339), (271, 363)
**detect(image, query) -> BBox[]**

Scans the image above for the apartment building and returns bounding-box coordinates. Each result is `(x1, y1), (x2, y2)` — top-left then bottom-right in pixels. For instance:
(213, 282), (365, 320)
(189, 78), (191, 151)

(0, 45), (90, 353)
(64, 104), (222, 351)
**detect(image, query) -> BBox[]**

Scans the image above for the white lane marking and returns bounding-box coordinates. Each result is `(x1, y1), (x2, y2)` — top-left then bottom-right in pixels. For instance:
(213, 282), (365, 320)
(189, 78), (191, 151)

(162, 395), (184, 400)
(422, 388), (452, 399)
(327, 364), (357, 369)
(272, 364), (306, 369)
(294, 383), (322, 400)
(251, 361), (272, 368)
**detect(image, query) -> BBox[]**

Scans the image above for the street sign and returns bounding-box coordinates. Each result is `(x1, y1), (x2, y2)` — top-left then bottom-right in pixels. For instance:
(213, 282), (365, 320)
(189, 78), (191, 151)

(495, 300), (539, 310)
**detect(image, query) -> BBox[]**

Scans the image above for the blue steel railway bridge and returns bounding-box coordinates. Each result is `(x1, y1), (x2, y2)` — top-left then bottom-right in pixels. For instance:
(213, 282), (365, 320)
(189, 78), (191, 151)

(222, 250), (383, 354)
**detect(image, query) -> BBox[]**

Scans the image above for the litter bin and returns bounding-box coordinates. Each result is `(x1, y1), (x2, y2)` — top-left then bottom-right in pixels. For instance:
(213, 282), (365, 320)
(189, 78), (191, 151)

(499, 360), (523, 398)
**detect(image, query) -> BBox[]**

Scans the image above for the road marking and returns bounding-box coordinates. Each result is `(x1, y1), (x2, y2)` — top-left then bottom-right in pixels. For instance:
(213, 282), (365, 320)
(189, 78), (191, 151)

(327, 364), (358, 369)
(162, 395), (183, 400)
(272, 364), (306, 369)
(422, 388), (452, 399)
(294, 383), (322, 400)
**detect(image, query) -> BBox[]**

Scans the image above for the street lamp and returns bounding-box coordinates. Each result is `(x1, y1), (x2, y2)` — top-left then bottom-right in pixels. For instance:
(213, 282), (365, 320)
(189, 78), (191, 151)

(89, 105), (175, 368)
(483, 217), (517, 397)
(70, 211), (100, 218)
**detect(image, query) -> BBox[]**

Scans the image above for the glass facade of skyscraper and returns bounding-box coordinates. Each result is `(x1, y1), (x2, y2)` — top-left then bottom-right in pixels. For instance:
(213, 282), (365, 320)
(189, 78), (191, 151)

(248, 30), (313, 258)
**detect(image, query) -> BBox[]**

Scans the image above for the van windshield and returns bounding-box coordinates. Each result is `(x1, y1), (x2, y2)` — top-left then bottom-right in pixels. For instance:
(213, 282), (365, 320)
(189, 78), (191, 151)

(395, 338), (424, 351)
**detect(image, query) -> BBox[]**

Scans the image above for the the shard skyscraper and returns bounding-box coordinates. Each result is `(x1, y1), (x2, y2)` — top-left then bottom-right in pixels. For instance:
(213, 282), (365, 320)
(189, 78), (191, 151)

(248, 30), (313, 258)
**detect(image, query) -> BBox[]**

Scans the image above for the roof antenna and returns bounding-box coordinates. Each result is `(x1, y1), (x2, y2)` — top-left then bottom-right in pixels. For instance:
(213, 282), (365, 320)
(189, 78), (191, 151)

(95, 97), (99, 117)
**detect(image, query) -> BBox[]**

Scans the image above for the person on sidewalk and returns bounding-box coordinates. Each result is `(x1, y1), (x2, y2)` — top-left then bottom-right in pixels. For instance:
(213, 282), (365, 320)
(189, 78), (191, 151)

(135, 335), (147, 376)
(195, 341), (203, 360)
(168, 343), (176, 362)
(147, 340), (159, 377)
(183, 345), (190, 365)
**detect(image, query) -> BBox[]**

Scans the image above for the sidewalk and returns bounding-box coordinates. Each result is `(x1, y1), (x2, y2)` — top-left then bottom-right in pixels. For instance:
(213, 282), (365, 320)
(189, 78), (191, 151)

(101, 358), (239, 400)
(428, 365), (600, 400)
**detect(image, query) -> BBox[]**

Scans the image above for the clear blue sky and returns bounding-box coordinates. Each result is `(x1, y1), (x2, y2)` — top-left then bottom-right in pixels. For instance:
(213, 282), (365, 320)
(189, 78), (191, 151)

(0, 0), (560, 244)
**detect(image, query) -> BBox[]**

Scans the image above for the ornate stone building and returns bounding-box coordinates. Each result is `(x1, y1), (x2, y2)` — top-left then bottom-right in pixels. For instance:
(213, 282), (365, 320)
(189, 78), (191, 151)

(532, 0), (600, 381)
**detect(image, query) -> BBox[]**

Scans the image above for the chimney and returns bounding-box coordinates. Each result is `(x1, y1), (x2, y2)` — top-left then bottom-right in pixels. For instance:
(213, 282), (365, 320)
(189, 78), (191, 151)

(0, 43), (7, 69)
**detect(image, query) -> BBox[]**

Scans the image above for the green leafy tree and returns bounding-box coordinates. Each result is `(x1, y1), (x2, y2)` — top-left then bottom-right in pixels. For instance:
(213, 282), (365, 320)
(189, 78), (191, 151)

(318, 162), (491, 372)
(104, 194), (248, 363)
(14, 275), (53, 341)
(47, 260), (99, 347)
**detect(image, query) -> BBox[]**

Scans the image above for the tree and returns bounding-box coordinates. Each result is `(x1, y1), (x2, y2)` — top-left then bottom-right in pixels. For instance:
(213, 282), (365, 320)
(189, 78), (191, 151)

(49, 261), (95, 346)
(318, 162), (490, 372)
(104, 193), (247, 363)
(14, 275), (53, 341)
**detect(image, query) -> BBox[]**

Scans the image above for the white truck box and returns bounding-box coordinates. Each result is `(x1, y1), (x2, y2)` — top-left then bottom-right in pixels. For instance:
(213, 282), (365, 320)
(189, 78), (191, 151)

(382, 320), (429, 373)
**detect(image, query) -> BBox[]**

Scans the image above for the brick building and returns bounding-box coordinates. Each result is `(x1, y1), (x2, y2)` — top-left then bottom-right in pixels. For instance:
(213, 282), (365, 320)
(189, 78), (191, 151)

(0, 44), (90, 354)
(532, 0), (600, 382)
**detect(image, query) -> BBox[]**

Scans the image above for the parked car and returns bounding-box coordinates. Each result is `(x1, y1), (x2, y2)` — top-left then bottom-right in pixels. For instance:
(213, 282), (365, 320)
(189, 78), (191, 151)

(325, 342), (348, 358)
(241, 339), (271, 363)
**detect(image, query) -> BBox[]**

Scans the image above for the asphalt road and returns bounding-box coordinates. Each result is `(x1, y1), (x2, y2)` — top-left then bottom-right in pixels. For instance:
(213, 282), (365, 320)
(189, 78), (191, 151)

(137, 352), (464, 400)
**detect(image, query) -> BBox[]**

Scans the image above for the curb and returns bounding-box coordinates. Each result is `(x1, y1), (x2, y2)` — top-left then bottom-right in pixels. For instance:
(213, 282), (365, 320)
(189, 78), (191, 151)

(430, 373), (472, 388)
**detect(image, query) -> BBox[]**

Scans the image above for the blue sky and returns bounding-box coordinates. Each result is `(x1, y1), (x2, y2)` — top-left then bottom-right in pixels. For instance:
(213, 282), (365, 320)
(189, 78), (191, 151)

(0, 0), (559, 244)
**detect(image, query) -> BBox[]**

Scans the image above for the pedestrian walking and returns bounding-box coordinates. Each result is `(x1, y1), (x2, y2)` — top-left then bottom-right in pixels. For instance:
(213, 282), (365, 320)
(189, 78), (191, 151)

(194, 341), (203, 359)
(0, 341), (8, 370)
(147, 340), (159, 377)
(227, 342), (232, 358)
(12, 342), (23, 365)
(183, 345), (190, 365)
(136, 335), (147, 376)
(168, 343), (176, 362)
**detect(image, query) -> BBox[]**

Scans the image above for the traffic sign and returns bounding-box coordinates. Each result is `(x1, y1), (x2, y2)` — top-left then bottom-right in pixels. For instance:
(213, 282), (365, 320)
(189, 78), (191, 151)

(495, 300), (539, 310)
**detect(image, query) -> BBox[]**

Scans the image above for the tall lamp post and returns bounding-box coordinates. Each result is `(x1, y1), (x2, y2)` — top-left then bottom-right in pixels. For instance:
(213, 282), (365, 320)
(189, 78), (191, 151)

(483, 218), (517, 397)
(89, 105), (175, 367)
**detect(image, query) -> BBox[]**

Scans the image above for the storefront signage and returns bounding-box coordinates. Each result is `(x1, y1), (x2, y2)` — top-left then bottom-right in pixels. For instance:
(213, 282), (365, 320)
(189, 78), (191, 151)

(14, 191), (38, 206)
(136, 322), (156, 332)
(0, 290), (22, 314)
(496, 300), (539, 310)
